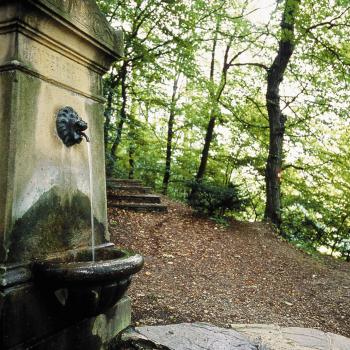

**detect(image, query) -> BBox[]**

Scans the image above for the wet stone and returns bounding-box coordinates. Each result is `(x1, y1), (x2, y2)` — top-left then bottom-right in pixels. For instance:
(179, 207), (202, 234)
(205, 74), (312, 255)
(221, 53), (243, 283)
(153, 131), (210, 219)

(119, 323), (260, 350)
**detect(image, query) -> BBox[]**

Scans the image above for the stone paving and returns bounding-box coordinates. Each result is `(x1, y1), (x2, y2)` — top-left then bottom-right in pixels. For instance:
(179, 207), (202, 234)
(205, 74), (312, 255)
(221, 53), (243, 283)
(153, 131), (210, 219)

(120, 323), (350, 350)
(121, 323), (259, 349)
(231, 324), (350, 350)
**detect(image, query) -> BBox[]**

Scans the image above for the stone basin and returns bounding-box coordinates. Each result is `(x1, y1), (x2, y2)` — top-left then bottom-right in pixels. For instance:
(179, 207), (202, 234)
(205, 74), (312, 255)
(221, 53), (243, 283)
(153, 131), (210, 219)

(32, 246), (144, 317)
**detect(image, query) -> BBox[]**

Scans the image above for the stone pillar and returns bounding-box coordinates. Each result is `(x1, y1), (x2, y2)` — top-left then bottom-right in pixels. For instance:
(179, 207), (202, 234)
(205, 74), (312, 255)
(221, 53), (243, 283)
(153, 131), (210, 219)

(0, 1), (128, 349)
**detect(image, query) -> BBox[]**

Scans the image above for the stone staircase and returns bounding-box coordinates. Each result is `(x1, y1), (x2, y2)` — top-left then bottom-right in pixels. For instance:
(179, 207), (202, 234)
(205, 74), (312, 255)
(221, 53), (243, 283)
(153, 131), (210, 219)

(107, 178), (167, 212)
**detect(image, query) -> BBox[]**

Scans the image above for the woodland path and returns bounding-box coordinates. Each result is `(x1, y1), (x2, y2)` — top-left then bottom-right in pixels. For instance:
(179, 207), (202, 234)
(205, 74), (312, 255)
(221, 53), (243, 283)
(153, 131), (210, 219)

(109, 197), (350, 338)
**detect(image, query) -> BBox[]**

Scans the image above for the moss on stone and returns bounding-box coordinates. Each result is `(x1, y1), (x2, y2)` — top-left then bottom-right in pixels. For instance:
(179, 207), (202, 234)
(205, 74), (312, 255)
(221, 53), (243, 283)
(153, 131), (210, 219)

(7, 186), (105, 263)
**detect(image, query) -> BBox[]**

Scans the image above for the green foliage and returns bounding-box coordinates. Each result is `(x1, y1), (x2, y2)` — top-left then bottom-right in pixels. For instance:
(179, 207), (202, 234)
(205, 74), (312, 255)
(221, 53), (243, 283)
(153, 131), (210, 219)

(210, 215), (230, 228)
(98, 0), (350, 260)
(187, 181), (245, 216)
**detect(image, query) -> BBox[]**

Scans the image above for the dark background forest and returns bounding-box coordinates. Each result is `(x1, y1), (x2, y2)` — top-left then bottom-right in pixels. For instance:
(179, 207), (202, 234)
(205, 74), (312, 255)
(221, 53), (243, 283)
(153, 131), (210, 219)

(97, 0), (350, 260)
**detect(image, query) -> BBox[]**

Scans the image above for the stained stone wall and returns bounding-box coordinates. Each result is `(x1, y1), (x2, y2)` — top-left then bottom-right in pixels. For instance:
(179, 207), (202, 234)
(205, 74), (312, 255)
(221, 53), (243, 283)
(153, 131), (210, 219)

(0, 0), (122, 267)
(0, 2), (125, 349)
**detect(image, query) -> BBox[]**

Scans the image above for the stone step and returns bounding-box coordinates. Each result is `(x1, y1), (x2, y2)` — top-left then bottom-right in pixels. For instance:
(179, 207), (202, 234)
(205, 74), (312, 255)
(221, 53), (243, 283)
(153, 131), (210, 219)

(107, 178), (143, 186)
(107, 194), (161, 204)
(107, 184), (152, 194)
(108, 203), (167, 212)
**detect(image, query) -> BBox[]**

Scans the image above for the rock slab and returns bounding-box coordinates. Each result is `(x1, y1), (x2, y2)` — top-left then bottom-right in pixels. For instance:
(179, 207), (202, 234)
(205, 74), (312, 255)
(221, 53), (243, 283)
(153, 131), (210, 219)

(120, 323), (260, 350)
(231, 324), (350, 350)
(119, 323), (350, 350)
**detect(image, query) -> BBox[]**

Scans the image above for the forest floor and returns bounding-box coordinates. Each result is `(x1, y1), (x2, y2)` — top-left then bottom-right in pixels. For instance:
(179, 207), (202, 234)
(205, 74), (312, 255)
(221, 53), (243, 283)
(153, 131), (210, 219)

(108, 197), (350, 338)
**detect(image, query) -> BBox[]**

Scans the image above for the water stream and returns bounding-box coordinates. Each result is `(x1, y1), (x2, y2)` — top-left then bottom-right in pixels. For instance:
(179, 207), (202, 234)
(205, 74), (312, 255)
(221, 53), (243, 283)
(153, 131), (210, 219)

(87, 141), (95, 261)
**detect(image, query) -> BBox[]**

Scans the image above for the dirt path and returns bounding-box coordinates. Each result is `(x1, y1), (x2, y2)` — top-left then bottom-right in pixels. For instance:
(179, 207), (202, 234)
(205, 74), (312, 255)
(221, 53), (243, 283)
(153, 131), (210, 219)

(108, 198), (350, 337)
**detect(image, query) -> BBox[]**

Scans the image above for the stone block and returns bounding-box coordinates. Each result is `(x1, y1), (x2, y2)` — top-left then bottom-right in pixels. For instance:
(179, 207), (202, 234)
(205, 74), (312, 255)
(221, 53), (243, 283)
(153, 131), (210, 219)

(230, 324), (350, 350)
(0, 0), (122, 266)
(120, 323), (259, 350)
(0, 279), (132, 350)
(0, 1), (133, 349)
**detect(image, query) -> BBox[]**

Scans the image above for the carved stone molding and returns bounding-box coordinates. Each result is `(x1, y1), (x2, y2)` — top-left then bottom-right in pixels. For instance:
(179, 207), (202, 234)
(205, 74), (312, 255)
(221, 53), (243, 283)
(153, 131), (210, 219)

(33, 0), (122, 55)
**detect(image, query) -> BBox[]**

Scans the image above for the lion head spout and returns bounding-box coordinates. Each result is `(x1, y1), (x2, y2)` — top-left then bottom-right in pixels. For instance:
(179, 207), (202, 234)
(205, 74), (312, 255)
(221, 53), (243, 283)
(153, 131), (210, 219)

(56, 107), (89, 147)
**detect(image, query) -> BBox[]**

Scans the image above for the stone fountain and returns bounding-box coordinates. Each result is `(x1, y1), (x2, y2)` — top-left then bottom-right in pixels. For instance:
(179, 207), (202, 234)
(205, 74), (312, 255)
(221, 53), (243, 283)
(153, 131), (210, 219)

(0, 1), (143, 349)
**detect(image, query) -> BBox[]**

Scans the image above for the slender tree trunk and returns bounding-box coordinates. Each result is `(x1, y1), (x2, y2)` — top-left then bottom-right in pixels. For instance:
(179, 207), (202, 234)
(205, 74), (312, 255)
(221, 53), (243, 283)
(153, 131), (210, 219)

(264, 0), (300, 229)
(331, 237), (341, 255)
(104, 74), (121, 176)
(192, 19), (220, 186)
(104, 87), (114, 150)
(162, 74), (180, 195)
(193, 17), (234, 185)
(109, 62), (128, 171)
(195, 115), (216, 182)
(189, 19), (233, 201)
(188, 113), (216, 201)
(128, 104), (137, 180)
(128, 146), (135, 179)
(103, 74), (121, 152)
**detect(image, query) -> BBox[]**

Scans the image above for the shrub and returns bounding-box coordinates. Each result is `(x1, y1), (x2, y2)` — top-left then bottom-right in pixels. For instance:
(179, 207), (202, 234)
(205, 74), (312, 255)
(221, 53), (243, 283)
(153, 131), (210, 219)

(187, 180), (245, 216)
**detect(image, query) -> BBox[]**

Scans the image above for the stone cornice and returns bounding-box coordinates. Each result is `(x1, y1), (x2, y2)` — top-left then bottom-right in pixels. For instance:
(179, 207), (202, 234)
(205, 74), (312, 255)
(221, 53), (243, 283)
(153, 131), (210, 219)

(0, 20), (107, 75)
(0, 62), (106, 103)
(28, 0), (123, 58)
(0, 0), (124, 72)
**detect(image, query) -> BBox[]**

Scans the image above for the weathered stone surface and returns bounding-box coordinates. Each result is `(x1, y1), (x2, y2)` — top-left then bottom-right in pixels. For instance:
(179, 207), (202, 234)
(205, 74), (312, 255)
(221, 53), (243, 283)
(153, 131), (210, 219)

(328, 333), (350, 350)
(282, 327), (330, 349)
(0, 0), (115, 266)
(0, 0), (130, 349)
(33, 0), (123, 55)
(231, 324), (350, 350)
(28, 297), (131, 350)
(120, 323), (350, 350)
(120, 323), (259, 350)
(231, 324), (296, 350)
(0, 288), (131, 350)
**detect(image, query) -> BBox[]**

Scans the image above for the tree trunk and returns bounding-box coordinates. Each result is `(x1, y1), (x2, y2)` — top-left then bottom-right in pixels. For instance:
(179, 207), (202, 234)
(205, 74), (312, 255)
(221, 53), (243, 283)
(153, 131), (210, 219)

(104, 87), (114, 150)
(109, 62), (128, 172)
(195, 115), (216, 182)
(189, 19), (230, 201)
(103, 73), (121, 152)
(128, 104), (137, 180)
(162, 75), (180, 195)
(264, 0), (300, 229)
(128, 146), (135, 179)
(191, 18), (220, 188)
(188, 113), (216, 201)
(192, 17), (233, 186)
